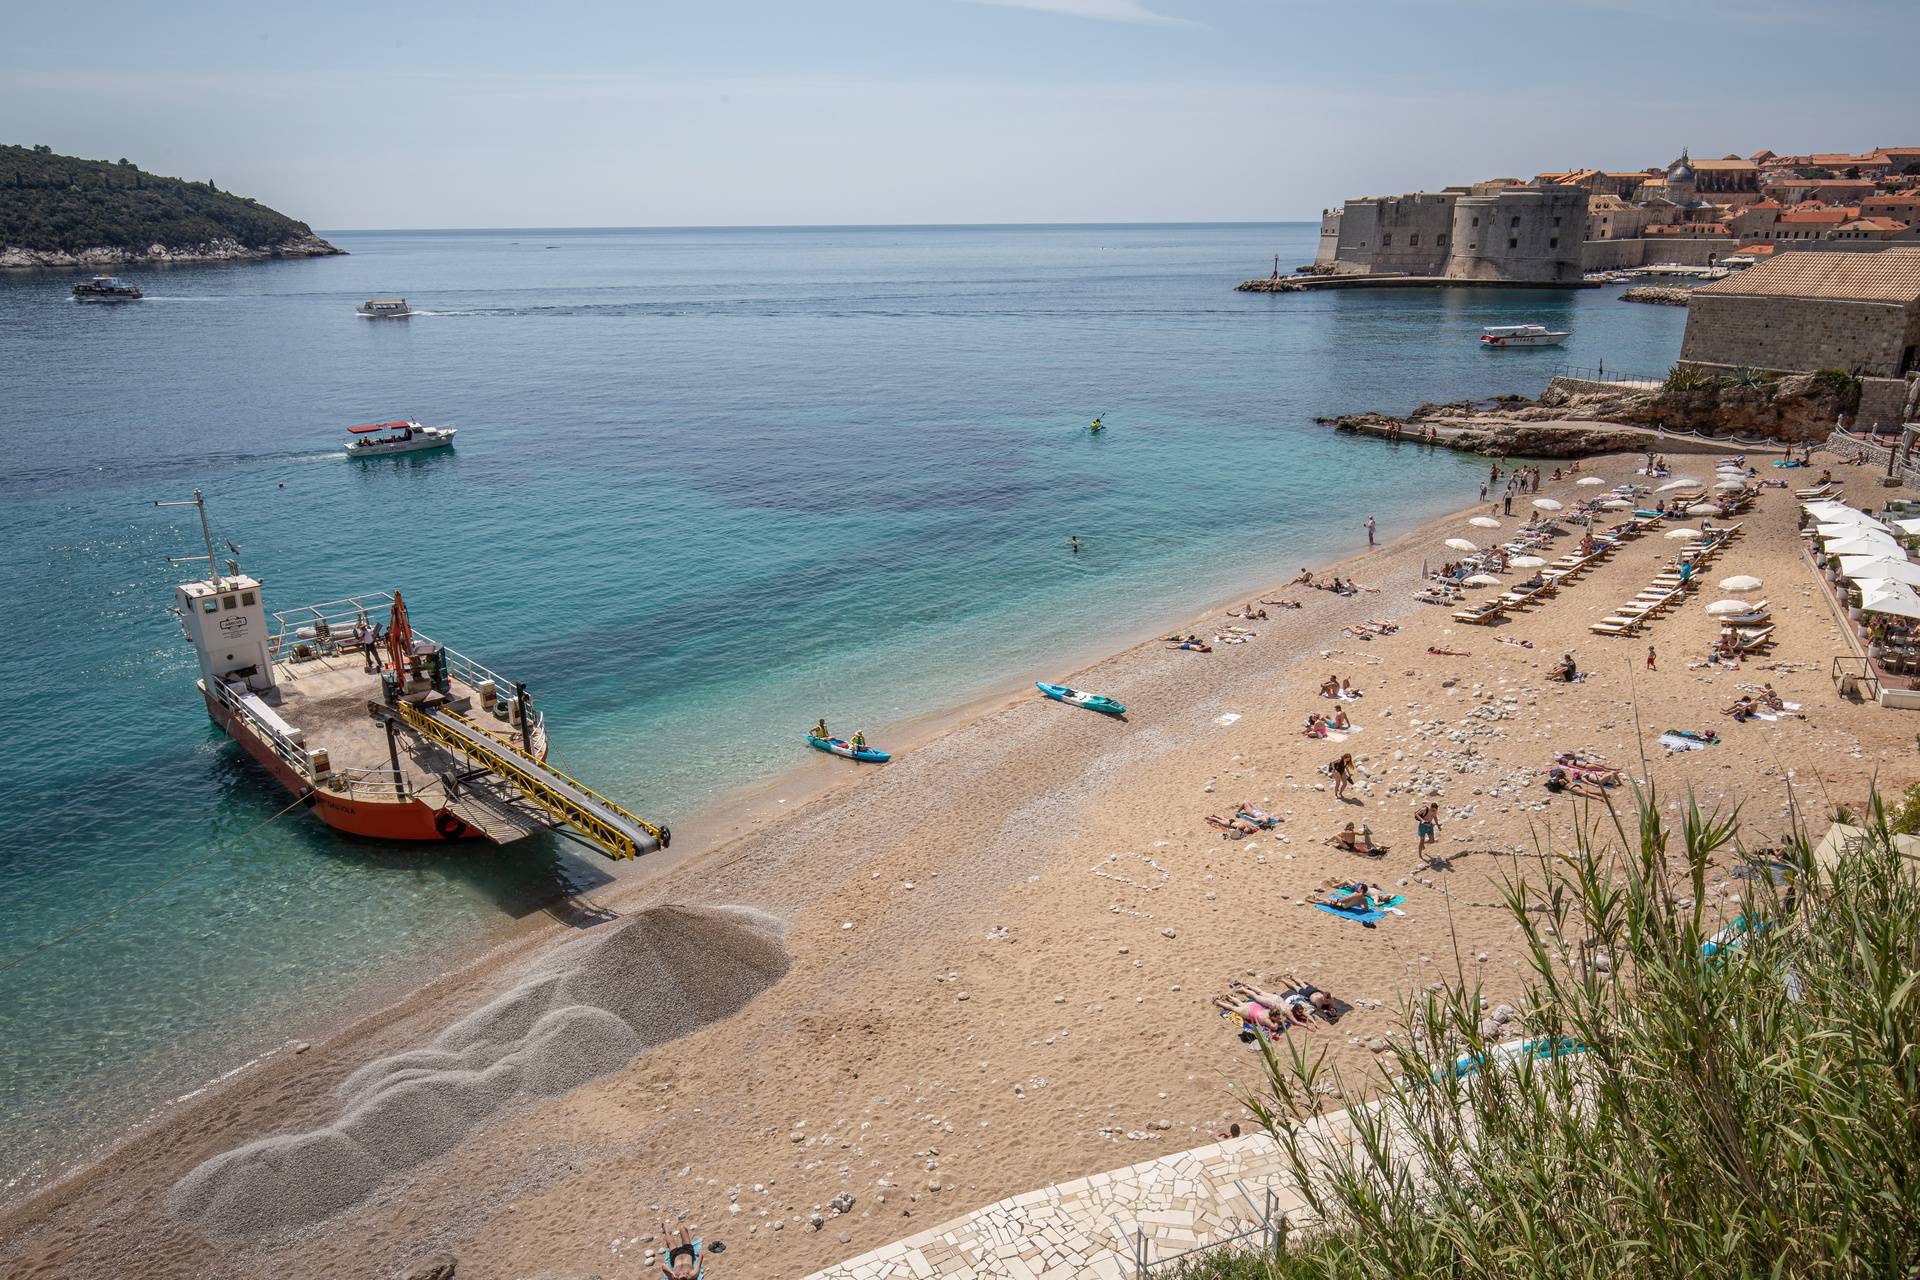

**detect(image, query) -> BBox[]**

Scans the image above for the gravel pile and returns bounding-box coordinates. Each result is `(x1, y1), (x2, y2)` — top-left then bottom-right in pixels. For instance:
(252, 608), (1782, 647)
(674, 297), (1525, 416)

(167, 904), (788, 1238)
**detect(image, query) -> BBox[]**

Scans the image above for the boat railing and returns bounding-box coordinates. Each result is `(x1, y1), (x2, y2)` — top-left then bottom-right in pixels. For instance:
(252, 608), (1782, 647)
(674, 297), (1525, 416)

(209, 677), (315, 782)
(329, 766), (412, 799)
(268, 592), (398, 662)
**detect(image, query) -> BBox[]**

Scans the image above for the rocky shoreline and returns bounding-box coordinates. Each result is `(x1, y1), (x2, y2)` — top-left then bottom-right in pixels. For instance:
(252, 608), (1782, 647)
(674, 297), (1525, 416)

(0, 234), (343, 269)
(1619, 286), (1692, 307)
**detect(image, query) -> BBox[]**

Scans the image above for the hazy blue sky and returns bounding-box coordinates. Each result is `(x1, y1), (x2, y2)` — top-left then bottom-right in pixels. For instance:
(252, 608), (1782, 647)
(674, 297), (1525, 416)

(5, 0), (1914, 228)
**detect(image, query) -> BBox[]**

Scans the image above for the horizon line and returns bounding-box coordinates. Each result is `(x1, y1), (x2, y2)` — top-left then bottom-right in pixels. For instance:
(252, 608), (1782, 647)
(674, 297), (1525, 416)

(315, 218), (1319, 235)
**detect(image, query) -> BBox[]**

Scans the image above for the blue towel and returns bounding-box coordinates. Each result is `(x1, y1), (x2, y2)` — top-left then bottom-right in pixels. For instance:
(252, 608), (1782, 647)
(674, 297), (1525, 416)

(1315, 900), (1390, 925)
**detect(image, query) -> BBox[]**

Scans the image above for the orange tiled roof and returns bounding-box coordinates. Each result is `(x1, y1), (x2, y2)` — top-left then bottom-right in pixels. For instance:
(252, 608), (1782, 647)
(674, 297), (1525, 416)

(1779, 209), (1853, 224)
(1692, 158), (1756, 170)
(1692, 248), (1920, 304)
(1733, 244), (1776, 255)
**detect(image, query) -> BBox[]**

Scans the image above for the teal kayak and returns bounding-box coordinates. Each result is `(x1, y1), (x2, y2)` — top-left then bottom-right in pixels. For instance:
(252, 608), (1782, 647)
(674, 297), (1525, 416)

(1036, 681), (1126, 717)
(806, 733), (890, 763)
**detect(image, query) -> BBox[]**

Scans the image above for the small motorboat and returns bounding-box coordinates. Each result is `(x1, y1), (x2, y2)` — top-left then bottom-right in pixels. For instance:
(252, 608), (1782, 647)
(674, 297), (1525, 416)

(345, 420), (457, 457)
(72, 274), (142, 302)
(357, 297), (413, 319)
(1036, 681), (1126, 716)
(805, 733), (890, 763)
(1480, 324), (1568, 348)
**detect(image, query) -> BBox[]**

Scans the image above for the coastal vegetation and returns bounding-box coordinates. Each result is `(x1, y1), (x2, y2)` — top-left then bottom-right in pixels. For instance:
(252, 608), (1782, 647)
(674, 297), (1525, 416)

(0, 144), (339, 264)
(1190, 791), (1920, 1279)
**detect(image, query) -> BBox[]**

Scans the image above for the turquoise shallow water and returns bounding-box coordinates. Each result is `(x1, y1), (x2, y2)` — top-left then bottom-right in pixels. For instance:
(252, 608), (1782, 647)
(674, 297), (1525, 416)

(0, 223), (1685, 1191)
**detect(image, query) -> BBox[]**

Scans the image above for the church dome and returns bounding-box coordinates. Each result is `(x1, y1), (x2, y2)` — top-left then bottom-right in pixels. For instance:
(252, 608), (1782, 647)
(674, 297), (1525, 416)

(1668, 151), (1695, 184)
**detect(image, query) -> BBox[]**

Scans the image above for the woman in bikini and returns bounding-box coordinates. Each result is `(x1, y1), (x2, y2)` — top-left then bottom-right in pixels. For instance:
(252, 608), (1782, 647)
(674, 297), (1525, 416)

(1329, 752), (1357, 800)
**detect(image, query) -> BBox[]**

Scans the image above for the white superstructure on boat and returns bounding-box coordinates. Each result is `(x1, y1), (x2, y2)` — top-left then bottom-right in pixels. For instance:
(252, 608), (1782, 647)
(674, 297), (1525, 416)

(357, 297), (412, 318)
(72, 274), (143, 302)
(345, 420), (457, 457)
(1480, 324), (1569, 349)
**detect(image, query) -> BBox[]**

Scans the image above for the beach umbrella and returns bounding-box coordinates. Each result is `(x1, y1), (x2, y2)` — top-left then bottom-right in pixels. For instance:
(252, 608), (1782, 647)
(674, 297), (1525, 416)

(1892, 517), (1920, 537)
(1576, 476), (1605, 486)
(1509, 555), (1547, 568)
(1719, 574), (1762, 592)
(1705, 598), (1755, 616)
(1666, 527), (1705, 540)
(1463, 573), (1502, 587)
(1601, 498), (1634, 509)
(1837, 556), (1920, 587)
(1810, 507), (1891, 532)
(1714, 479), (1745, 490)
(1657, 479), (1695, 492)
(1816, 523), (1887, 540)
(1827, 534), (1903, 558)
(1533, 498), (1564, 511)
(1468, 516), (1502, 529)
(1445, 538), (1480, 552)
(1858, 578), (1920, 620)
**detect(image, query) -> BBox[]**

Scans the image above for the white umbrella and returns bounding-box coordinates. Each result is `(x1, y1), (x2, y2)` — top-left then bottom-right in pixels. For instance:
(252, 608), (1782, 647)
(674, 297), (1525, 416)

(1601, 498), (1635, 509)
(1837, 556), (1920, 587)
(1576, 476), (1605, 486)
(1509, 555), (1547, 568)
(1858, 578), (1920, 620)
(1719, 574), (1762, 592)
(1893, 517), (1920, 537)
(1463, 573), (1502, 587)
(1468, 516), (1502, 529)
(1665, 527), (1705, 540)
(1657, 479), (1695, 492)
(1827, 534), (1903, 558)
(1714, 479), (1745, 490)
(1444, 538), (1480, 552)
(1810, 508), (1891, 532)
(1705, 598), (1754, 616)
(1817, 523), (1890, 541)
(1532, 498), (1564, 511)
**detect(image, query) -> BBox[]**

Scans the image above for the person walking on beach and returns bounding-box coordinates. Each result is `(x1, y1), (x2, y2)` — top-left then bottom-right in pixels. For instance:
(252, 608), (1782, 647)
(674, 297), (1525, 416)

(1414, 801), (1441, 855)
(1646, 645), (1657, 672)
(1366, 516), (1376, 547)
(1479, 481), (1488, 502)
(1329, 752), (1357, 801)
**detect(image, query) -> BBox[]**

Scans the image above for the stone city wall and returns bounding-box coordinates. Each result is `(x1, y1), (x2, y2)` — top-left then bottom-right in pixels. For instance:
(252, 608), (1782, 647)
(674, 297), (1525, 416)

(1681, 294), (1918, 378)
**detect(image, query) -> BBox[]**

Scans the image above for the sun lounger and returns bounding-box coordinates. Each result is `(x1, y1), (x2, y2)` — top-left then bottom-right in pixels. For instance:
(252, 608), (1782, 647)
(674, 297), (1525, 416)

(1794, 484), (1835, 499)
(1453, 601), (1507, 624)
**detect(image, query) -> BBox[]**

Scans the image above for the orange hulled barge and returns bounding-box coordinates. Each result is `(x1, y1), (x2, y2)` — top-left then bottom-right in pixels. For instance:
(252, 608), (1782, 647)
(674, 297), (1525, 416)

(160, 491), (667, 858)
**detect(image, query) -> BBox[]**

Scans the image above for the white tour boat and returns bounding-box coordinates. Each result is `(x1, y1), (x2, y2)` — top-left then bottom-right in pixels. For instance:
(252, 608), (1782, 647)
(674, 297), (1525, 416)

(345, 420), (457, 458)
(357, 297), (413, 319)
(1480, 323), (1569, 349)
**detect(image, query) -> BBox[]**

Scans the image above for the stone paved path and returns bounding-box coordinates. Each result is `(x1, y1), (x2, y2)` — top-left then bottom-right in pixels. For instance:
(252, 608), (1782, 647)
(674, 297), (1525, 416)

(797, 1115), (1354, 1280)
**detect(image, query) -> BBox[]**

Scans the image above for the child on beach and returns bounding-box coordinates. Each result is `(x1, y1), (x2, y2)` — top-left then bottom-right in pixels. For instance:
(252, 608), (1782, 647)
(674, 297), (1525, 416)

(1415, 802), (1440, 854)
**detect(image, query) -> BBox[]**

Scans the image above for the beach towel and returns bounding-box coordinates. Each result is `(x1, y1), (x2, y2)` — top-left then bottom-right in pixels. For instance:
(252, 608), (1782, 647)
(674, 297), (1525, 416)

(1314, 895), (1400, 925)
(1660, 729), (1719, 751)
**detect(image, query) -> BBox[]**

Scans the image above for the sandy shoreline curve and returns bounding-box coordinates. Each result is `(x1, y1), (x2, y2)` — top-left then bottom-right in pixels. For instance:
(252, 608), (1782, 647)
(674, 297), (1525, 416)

(18, 440), (1916, 1280)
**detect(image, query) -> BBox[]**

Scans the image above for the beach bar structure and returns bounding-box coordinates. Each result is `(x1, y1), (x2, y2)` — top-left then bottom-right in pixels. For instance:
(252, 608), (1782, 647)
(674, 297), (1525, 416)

(1803, 498), (1920, 709)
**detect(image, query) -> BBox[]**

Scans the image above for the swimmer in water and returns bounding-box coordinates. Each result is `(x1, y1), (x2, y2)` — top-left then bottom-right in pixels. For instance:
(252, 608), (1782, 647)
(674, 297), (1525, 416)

(1070, 536), (1081, 554)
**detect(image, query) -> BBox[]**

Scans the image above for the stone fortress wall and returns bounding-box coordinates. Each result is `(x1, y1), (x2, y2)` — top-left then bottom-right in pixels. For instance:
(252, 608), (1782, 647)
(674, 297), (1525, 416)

(1446, 187), (1589, 283)
(1681, 294), (1920, 379)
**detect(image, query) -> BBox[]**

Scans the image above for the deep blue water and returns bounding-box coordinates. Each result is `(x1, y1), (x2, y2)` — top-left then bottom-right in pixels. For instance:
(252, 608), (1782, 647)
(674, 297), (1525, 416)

(0, 223), (1686, 1191)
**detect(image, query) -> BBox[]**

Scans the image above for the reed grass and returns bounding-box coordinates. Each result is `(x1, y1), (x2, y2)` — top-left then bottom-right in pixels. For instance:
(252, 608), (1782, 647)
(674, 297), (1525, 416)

(1190, 788), (1920, 1279)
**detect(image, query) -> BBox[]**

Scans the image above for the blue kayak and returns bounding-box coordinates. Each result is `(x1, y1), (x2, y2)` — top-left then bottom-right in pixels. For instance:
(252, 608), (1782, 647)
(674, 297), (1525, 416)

(1036, 681), (1126, 717)
(806, 733), (890, 763)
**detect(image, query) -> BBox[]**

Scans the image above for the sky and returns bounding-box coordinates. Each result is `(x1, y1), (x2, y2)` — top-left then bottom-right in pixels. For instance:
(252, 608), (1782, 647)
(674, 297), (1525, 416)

(3, 0), (1915, 229)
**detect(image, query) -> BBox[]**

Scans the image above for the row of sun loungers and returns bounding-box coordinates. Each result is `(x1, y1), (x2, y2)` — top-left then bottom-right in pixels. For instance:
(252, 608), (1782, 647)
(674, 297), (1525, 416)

(1589, 524), (1744, 637)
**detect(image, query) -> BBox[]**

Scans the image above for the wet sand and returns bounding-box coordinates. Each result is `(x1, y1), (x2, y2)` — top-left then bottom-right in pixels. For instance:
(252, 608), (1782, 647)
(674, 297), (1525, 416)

(5, 450), (1912, 1280)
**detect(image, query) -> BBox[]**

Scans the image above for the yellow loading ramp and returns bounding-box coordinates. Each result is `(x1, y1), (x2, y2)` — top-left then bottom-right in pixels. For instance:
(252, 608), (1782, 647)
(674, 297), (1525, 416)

(386, 698), (669, 860)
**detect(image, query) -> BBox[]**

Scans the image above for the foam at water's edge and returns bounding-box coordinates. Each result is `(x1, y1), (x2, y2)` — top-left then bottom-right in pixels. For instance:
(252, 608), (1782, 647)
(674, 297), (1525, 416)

(166, 904), (789, 1239)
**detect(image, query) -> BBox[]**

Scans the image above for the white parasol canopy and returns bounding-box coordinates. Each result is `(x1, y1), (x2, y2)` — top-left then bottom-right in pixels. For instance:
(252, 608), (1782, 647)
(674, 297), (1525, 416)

(1665, 527), (1705, 540)
(1893, 517), (1920, 537)
(1807, 506), (1891, 532)
(1858, 578), (1920, 620)
(1837, 555), (1920, 587)
(1705, 598), (1754, 616)
(1576, 476), (1605, 486)
(1719, 574), (1762, 592)
(1713, 479), (1745, 490)
(1532, 498), (1564, 511)
(1463, 573), (1502, 587)
(1444, 538), (1480, 552)
(1601, 498), (1635, 509)
(1468, 516), (1502, 529)
(1827, 534), (1904, 558)
(1657, 479), (1696, 492)
(1509, 555), (1547, 568)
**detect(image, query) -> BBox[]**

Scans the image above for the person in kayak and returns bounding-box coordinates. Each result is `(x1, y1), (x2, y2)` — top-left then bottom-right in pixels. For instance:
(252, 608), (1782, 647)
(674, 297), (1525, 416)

(811, 718), (829, 740)
(851, 730), (868, 755)
(1089, 417), (1103, 432)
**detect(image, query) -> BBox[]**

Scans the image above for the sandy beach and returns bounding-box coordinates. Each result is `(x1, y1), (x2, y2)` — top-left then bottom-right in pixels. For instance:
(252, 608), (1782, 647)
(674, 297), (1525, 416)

(5, 445), (1913, 1280)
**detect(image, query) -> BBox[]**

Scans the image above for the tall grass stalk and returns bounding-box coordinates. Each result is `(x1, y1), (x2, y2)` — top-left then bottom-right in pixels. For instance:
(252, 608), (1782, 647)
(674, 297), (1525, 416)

(1194, 789), (1920, 1279)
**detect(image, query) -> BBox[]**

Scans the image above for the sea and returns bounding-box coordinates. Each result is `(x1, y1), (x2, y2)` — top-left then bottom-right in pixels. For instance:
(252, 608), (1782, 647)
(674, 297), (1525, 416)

(0, 223), (1687, 1193)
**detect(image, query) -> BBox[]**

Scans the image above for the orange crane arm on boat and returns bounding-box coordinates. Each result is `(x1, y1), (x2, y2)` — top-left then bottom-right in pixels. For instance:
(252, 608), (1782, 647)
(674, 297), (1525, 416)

(386, 590), (415, 677)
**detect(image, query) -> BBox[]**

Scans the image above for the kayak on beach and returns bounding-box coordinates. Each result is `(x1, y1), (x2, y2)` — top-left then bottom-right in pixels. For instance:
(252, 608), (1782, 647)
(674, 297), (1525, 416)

(1036, 681), (1126, 716)
(805, 733), (891, 763)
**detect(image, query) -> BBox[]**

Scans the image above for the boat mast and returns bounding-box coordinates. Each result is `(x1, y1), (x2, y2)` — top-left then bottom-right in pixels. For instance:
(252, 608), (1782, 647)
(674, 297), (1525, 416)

(154, 489), (222, 586)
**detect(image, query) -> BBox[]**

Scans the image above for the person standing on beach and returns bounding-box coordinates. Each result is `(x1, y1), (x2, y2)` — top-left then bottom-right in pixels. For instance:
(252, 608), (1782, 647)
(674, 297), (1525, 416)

(1647, 645), (1657, 672)
(1480, 481), (1488, 502)
(1366, 516), (1376, 547)
(1415, 801), (1441, 855)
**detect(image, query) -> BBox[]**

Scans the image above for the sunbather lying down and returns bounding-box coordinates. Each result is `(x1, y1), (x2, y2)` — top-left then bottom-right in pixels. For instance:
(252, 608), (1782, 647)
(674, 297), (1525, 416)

(1262, 598), (1303, 609)
(1318, 879), (1373, 911)
(1206, 804), (1276, 836)
(1328, 822), (1387, 857)
(1236, 976), (1342, 1022)
(1543, 767), (1609, 799)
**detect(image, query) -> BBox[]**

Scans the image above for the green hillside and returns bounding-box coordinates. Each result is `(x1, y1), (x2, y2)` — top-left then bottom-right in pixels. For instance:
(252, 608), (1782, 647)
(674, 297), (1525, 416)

(0, 144), (339, 256)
